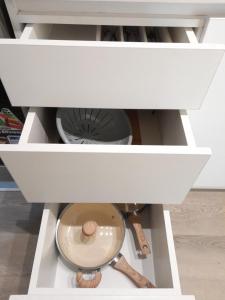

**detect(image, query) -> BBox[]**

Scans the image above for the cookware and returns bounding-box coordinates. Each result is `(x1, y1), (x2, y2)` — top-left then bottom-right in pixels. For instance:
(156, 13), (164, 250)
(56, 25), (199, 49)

(56, 108), (132, 145)
(118, 204), (150, 256)
(56, 203), (155, 288)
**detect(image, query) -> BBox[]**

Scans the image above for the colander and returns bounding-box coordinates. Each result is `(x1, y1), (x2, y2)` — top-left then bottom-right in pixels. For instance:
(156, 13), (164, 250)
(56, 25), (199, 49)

(56, 108), (132, 145)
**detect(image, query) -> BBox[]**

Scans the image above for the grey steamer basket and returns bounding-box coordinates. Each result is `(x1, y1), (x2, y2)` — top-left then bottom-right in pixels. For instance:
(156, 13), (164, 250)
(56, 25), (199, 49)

(56, 108), (133, 145)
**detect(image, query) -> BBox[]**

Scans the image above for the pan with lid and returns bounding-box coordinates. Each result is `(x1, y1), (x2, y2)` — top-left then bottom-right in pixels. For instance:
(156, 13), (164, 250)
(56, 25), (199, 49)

(56, 203), (155, 288)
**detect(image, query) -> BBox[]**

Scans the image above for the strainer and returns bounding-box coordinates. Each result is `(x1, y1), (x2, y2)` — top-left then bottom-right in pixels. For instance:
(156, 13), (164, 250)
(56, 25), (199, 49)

(56, 108), (132, 145)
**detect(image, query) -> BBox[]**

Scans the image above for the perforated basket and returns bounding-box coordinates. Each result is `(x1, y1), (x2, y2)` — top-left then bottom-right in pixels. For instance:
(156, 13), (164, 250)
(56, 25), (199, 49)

(56, 108), (132, 145)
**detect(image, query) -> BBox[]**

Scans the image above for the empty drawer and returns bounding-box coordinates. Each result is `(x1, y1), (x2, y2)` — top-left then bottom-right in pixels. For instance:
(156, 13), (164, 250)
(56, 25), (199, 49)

(0, 23), (224, 109)
(0, 107), (210, 204)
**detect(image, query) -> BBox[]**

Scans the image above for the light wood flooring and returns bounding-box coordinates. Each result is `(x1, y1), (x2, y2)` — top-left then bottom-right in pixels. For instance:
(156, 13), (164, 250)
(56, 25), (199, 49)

(0, 191), (225, 300)
(166, 190), (225, 300)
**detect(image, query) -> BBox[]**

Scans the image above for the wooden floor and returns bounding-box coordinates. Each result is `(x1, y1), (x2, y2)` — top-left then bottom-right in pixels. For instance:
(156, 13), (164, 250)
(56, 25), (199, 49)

(0, 191), (224, 300)
(0, 192), (43, 300)
(166, 191), (225, 300)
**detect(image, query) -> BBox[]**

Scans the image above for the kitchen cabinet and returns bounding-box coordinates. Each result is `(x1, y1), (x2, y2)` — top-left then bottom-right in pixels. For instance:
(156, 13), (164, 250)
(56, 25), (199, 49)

(1, 1), (225, 299)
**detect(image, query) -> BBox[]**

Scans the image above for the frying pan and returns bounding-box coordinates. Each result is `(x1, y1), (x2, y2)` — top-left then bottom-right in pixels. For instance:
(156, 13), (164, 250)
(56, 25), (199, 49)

(56, 203), (155, 288)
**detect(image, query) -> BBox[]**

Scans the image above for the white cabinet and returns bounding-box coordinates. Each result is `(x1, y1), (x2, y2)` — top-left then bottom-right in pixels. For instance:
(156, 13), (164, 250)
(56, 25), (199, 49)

(2, 1), (225, 300)
(189, 18), (225, 188)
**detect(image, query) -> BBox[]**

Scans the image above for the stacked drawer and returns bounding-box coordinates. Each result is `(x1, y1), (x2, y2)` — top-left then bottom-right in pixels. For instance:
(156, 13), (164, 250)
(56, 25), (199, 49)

(0, 23), (223, 109)
(0, 5), (224, 300)
(0, 23), (216, 204)
(0, 106), (210, 204)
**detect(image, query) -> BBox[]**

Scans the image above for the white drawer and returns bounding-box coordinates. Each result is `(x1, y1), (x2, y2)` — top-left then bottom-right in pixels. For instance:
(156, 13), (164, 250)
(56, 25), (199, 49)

(0, 23), (224, 109)
(9, 203), (194, 300)
(0, 107), (210, 204)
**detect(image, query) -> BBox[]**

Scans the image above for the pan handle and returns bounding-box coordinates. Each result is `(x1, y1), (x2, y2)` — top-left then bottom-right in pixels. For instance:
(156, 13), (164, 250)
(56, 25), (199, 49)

(128, 214), (150, 256)
(76, 270), (102, 288)
(112, 254), (155, 288)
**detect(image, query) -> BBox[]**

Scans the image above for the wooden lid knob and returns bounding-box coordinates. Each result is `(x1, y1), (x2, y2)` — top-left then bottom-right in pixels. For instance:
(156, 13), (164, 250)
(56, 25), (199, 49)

(82, 221), (97, 236)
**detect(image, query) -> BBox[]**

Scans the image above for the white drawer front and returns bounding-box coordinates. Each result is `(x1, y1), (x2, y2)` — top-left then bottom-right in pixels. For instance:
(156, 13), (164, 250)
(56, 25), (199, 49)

(10, 296), (195, 300)
(8, 204), (194, 300)
(0, 108), (210, 204)
(0, 23), (224, 109)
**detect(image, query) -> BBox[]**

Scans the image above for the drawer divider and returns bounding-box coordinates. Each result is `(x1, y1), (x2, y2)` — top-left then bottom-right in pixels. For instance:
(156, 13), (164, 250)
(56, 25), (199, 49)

(139, 27), (148, 42)
(96, 25), (102, 41)
(119, 26), (124, 42)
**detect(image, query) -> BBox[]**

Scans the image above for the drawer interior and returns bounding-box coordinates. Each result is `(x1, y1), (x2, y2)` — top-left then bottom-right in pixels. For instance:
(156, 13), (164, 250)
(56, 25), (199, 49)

(29, 204), (181, 294)
(20, 108), (194, 147)
(21, 23), (198, 44)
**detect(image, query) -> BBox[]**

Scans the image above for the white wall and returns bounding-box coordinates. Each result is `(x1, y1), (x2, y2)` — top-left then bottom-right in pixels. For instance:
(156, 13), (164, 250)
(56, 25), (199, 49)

(189, 18), (225, 188)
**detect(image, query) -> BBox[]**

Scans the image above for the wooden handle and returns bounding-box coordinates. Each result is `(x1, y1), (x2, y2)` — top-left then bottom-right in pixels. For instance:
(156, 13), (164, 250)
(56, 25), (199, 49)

(112, 254), (155, 288)
(82, 221), (97, 237)
(129, 214), (150, 256)
(76, 271), (102, 288)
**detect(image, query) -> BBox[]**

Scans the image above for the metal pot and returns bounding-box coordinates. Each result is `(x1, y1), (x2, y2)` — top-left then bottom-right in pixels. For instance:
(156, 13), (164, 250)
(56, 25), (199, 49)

(56, 203), (155, 288)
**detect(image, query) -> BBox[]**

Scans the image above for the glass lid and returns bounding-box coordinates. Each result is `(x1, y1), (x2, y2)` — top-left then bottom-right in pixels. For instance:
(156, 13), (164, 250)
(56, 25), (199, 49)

(56, 203), (125, 269)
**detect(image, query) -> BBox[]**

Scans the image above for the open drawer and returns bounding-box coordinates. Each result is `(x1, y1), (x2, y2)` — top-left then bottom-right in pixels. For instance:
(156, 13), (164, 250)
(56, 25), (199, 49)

(0, 107), (210, 204)
(9, 203), (194, 300)
(0, 23), (224, 109)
